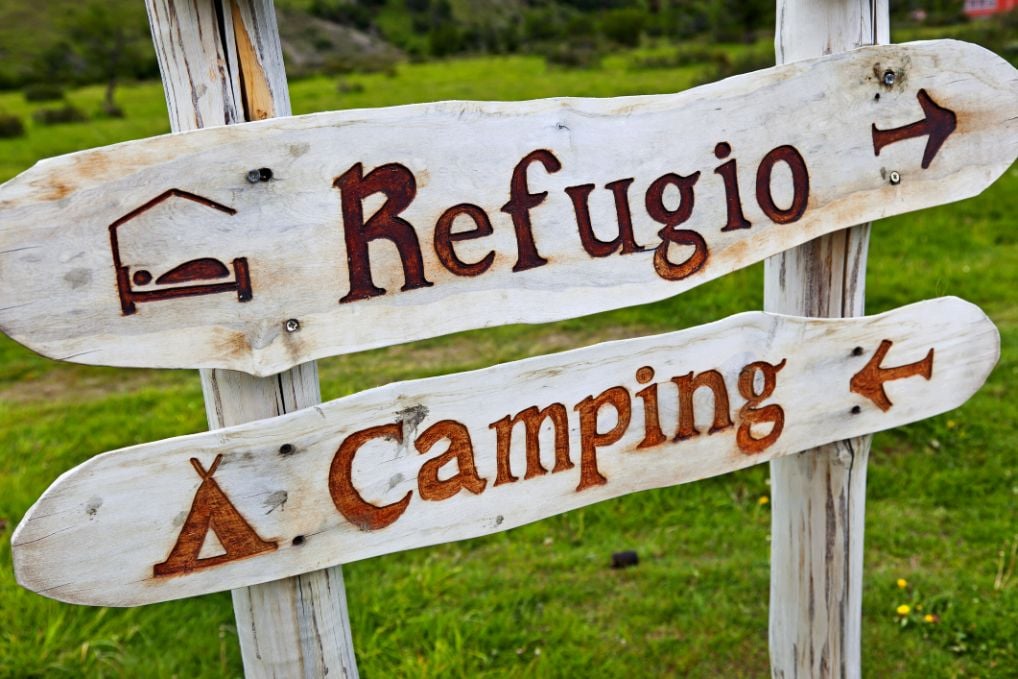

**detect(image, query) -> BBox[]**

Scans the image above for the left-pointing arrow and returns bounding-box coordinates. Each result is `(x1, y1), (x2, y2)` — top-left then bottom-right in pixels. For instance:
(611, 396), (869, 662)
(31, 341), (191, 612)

(872, 89), (957, 169)
(850, 339), (935, 411)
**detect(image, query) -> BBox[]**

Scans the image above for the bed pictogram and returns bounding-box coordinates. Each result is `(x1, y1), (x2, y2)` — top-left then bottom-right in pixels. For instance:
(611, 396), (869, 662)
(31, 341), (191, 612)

(109, 189), (253, 315)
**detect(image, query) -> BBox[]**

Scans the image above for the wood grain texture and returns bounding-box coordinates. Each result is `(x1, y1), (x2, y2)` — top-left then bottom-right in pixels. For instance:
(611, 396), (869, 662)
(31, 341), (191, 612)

(0, 40), (1014, 376)
(143, 2), (357, 677)
(11, 297), (999, 607)
(766, 2), (889, 678)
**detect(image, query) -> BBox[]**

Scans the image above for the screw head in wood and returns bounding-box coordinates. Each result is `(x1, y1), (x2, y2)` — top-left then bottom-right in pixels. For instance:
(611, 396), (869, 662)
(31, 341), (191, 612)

(247, 167), (274, 183)
(889, 170), (901, 185)
(882, 69), (896, 86)
(285, 318), (300, 333)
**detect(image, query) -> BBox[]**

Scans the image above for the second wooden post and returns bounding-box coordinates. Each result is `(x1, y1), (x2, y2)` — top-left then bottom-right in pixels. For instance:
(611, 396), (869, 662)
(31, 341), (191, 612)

(766, 1), (889, 677)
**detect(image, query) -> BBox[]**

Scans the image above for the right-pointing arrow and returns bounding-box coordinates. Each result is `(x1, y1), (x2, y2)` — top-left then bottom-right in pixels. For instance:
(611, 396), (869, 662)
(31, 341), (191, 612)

(872, 89), (958, 169)
(851, 339), (935, 411)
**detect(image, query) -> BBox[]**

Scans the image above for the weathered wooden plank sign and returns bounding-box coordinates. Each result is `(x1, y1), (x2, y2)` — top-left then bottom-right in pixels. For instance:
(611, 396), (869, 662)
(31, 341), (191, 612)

(0, 40), (1014, 376)
(12, 296), (998, 606)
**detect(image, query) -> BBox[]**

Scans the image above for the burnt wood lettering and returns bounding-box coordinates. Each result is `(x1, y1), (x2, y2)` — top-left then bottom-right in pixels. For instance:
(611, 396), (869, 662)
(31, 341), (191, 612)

(575, 387), (632, 491)
(501, 149), (561, 272)
(714, 142), (753, 232)
(567, 178), (643, 257)
(755, 145), (810, 225)
(415, 420), (488, 501)
(328, 423), (413, 530)
(646, 171), (706, 280)
(335, 162), (433, 303)
(634, 366), (668, 450)
(433, 204), (496, 276)
(490, 403), (573, 485)
(672, 370), (733, 441)
(736, 359), (787, 453)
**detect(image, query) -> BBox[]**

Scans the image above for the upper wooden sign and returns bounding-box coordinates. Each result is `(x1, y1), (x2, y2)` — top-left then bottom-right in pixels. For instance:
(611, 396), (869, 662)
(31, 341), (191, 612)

(12, 297), (999, 606)
(0, 40), (1014, 376)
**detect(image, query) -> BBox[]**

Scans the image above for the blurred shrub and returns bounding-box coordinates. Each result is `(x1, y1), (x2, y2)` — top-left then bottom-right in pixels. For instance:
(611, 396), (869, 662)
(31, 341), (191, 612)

(630, 45), (729, 71)
(22, 82), (64, 102)
(336, 78), (366, 94)
(98, 102), (125, 118)
(0, 113), (25, 138)
(32, 103), (87, 125)
(542, 38), (603, 70)
(325, 53), (399, 77)
(309, 0), (375, 30)
(429, 24), (467, 58)
(694, 46), (773, 86)
(600, 8), (646, 48)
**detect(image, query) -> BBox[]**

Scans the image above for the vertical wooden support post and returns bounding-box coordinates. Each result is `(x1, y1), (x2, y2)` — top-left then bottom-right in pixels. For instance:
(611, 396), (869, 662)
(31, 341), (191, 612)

(144, 1), (359, 676)
(766, 2), (888, 677)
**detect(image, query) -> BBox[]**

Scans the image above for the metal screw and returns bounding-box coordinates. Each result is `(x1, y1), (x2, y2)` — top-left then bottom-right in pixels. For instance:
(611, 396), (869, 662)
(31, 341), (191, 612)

(246, 167), (274, 183)
(284, 318), (300, 333)
(882, 69), (896, 86)
(889, 170), (901, 185)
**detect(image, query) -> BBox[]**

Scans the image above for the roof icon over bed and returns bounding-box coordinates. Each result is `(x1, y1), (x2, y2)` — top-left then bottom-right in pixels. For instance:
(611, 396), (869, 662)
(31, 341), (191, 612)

(109, 189), (253, 316)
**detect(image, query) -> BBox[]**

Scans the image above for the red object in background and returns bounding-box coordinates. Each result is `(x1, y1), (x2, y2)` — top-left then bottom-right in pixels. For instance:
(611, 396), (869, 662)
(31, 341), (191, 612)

(964, 0), (1017, 18)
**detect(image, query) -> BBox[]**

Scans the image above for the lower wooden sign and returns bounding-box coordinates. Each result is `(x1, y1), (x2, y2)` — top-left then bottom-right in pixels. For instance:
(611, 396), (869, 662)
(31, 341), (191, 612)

(12, 296), (998, 606)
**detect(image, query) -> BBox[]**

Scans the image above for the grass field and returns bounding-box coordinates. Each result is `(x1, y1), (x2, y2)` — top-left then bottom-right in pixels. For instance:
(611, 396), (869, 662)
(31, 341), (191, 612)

(0, 41), (1016, 678)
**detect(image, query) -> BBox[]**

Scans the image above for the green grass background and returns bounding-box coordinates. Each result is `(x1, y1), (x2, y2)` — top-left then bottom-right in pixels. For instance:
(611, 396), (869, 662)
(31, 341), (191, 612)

(0, 43), (1016, 678)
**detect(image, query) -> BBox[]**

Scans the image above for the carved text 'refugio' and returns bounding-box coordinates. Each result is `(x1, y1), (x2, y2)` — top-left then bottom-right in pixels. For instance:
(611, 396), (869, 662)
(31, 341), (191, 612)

(111, 141), (808, 315)
(334, 143), (810, 303)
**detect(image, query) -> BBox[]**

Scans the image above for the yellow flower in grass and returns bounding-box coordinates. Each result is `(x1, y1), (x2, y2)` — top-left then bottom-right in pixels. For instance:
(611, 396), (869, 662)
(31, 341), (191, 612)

(924, 614), (937, 623)
(896, 604), (911, 616)
(897, 578), (908, 589)
(758, 496), (769, 506)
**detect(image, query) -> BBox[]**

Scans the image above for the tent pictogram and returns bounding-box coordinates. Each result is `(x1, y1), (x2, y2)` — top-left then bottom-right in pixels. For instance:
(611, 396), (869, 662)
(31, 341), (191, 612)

(154, 454), (277, 577)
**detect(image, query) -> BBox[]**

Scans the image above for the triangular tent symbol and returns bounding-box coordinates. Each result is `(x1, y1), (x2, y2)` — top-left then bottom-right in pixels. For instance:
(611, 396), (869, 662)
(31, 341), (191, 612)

(154, 455), (277, 577)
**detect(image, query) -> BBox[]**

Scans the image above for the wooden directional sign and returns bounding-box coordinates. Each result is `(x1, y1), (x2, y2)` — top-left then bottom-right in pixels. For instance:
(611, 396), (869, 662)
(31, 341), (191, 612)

(0, 40), (1014, 376)
(12, 297), (998, 606)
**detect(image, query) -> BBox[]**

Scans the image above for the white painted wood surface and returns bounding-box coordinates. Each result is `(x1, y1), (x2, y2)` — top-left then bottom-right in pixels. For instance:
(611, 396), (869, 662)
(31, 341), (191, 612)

(144, 2), (358, 677)
(12, 297), (998, 607)
(767, 2), (888, 678)
(0, 41), (1014, 376)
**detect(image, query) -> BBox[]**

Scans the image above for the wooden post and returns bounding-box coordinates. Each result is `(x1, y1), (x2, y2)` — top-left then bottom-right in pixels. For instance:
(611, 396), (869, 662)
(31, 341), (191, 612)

(143, 1), (359, 676)
(766, 2), (889, 677)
